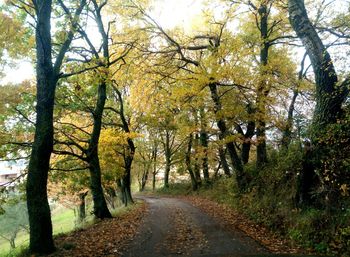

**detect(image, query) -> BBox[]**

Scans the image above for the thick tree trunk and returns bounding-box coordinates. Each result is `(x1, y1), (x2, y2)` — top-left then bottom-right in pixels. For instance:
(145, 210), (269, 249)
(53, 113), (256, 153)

(88, 154), (112, 218)
(288, 0), (349, 205)
(209, 82), (247, 191)
(86, 2), (114, 218)
(288, 0), (348, 132)
(186, 134), (198, 191)
(87, 82), (112, 218)
(27, 1), (86, 253)
(26, 1), (55, 253)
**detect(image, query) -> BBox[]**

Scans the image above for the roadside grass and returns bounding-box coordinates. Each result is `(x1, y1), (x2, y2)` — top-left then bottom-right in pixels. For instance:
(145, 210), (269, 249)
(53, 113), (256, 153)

(0, 206), (82, 257)
(0, 199), (138, 257)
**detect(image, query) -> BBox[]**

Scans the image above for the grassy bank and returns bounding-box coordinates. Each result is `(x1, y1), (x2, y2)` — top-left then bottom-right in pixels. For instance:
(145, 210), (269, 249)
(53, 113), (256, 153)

(0, 199), (140, 257)
(0, 206), (77, 257)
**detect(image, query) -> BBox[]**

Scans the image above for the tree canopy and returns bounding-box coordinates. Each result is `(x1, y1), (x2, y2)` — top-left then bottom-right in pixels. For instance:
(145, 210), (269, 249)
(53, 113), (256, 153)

(0, 0), (349, 255)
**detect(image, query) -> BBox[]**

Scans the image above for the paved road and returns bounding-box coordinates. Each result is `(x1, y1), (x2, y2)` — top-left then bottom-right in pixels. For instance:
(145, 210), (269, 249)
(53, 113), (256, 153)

(122, 196), (273, 257)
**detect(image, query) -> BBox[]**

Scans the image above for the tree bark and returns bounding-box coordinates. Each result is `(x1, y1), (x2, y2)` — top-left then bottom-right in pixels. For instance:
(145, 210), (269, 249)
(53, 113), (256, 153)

(26, 1), (86, 253)
(164, 130), (171, 188)
(288, 0), (348, 132)
(113, 86), (135, 203)
(117, 179), (127, 206)
(194, 133), (202, 185)
(209, 82), (247, 191)
(139, 163), (149, 191)
(218, 146), (231, 176)
(200, 109), (210, 185)
(122, 139), (135, 204)
(152, 144), (157, 191)
(288, 0), (349, 205)
(152, 140), (158, 191)
(87, 81), (112, 218)
(185, 134), (198, 191)
(256, 3), (270, 169)
(235, 106), (255, 164)
(26, 1), (56, 253)
(78, 191), (88, 221)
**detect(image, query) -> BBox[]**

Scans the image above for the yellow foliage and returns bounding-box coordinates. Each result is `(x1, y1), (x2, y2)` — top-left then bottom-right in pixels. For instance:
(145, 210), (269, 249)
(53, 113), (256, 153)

(99, 128), (140, 179)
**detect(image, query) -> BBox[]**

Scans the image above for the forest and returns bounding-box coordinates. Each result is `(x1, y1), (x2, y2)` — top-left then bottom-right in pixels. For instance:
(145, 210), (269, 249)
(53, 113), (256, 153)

(0, 0), (349, 256)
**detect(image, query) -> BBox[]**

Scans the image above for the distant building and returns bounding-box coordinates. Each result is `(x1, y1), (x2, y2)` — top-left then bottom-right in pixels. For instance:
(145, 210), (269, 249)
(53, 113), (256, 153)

(0, 169), (19, 187)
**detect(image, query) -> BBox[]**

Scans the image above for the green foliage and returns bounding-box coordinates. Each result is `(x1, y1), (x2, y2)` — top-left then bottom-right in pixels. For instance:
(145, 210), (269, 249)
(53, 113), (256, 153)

(312, 109), (350, 205)
(0, 197), (28, 249)
(156, 183), (193, 196)
(0, 6), (34, 77)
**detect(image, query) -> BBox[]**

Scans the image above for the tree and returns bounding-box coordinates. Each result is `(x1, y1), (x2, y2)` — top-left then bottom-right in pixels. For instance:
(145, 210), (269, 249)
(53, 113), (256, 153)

(24, 0), (86, 253)
(288, 0), (350, 205)
(288, 0), (349, 131)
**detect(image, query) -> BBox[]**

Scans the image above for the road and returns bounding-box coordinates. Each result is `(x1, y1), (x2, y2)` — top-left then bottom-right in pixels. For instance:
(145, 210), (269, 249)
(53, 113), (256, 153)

(122, 196), (273, 257)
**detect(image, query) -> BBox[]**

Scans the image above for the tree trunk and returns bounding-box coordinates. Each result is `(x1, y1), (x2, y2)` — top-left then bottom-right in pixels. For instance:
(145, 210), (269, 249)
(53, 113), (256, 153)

(281, 54), (306, 149)
(88, 154), (112, 218)
(123, 145), (135, 204)
(113, 85), (135, 202)
(105, 187), (117, 209)
(194, 133), (202, 185)
(256, 3), (270, 169)
(26, 1), (55, 253)
(117, 179), (128, 206)
(164, 130), (171, 188)
(218, 146), (231, 176)
(288, 0), (349, 205)
(78, 191), (88, 221)
(152, 141), (158, 191)
(10, 230), (18, 249)
(281, 89), (298, 149)
(296, 142), (317, 206)
(209, 82), (247, 191)
(27, 1), (86, 253)
(235, 110), (255, 164)
(186, 134), (198, 191)
(200, 108), (210, 184)
(86, 2), (113, 218)
(140, 165), (149, 192)
(87, 82), (112, 218)
(288, 0), (348, 133)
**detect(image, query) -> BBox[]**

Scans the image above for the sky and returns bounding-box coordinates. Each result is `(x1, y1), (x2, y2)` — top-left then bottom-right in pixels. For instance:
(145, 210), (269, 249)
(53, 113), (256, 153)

(0, 0), (205, 85)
